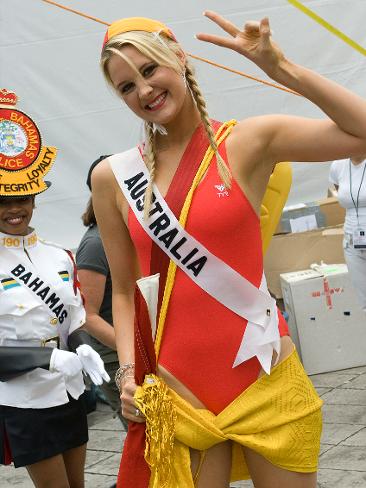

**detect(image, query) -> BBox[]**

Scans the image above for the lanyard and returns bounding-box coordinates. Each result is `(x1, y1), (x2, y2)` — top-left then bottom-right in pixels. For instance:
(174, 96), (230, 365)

(349, 160), (366, 224)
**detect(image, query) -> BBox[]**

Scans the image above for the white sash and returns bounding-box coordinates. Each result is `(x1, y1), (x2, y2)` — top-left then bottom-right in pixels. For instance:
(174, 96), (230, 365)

(0, 247), (74, 347)
(109, 149), (281, 374)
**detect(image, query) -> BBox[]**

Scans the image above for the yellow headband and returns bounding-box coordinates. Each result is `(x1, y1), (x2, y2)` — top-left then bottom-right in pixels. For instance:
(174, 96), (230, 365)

(103, 17), (176, 47)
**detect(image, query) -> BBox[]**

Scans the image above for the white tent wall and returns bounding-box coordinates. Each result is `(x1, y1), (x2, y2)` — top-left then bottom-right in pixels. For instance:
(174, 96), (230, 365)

(1, 0), (366, 248)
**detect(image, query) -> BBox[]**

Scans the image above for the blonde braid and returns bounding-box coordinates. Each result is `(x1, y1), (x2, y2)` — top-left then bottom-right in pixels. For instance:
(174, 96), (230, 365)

(185, 63), (232, 188)
(143, 122), (157, 220)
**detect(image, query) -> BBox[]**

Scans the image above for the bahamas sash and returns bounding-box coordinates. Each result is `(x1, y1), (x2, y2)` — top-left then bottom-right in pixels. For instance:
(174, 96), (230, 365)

(109, 146), (280, 374)
(0, 248), (75, 346)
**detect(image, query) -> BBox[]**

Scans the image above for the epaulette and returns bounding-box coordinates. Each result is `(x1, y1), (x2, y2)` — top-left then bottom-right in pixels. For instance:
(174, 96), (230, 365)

(39, 238), (79, 295)
(38, 237), (68, 251)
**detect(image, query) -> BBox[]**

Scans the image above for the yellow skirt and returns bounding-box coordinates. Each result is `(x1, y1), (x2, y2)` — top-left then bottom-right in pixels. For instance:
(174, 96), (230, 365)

(134, 349), (323, 488)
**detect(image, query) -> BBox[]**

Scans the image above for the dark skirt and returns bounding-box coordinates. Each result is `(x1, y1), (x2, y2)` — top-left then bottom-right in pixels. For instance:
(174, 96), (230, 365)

(0, 396), (88, 467)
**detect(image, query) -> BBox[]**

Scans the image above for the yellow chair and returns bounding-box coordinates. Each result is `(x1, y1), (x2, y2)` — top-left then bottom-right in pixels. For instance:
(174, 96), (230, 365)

(260, 162), (292, 254)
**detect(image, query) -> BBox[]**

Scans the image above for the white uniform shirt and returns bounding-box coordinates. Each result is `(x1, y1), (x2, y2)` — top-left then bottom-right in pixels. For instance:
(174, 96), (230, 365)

(0, 229), (86, 408)
(329, 159), (366, 234)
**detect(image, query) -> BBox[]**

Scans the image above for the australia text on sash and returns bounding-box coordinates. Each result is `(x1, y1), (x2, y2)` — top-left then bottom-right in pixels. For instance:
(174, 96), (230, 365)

(124, 172), (208, 277)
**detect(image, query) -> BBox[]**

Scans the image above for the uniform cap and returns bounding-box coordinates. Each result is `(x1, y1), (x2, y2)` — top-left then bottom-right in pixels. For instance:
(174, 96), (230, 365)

(0, 88), (56, 197)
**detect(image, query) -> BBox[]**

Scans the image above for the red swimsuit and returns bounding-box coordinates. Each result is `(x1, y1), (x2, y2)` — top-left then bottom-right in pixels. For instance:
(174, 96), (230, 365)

(128, 139), (289, 414)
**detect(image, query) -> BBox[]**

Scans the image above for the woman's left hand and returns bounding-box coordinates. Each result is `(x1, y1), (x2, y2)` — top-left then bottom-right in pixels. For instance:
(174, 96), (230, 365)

(120, 377), (146, 423)
(196, 10), (286, 79)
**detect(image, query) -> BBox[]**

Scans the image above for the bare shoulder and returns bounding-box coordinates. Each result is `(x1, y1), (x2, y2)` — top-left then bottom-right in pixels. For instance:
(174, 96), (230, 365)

(230, 114), (291, 141)
(224, 115), (293, 207)
(91, 157), (115, 190)
(91, 154), (130, 224)
(226, 115), (278, 169)
(91, 155), (125, 207)
(227, 113), (309, 166)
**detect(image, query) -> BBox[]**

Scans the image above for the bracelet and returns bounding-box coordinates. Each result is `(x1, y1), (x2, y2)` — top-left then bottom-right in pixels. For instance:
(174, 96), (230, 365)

(115, 363), (135, 393)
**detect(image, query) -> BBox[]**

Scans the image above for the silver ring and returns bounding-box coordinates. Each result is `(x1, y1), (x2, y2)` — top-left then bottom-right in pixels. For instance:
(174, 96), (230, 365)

(134, 408), (141, 417)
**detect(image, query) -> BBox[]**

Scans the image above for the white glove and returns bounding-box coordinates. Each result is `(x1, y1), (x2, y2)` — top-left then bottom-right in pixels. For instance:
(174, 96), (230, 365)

(76, 344), (110, 385)
(49, 349), (83, 377)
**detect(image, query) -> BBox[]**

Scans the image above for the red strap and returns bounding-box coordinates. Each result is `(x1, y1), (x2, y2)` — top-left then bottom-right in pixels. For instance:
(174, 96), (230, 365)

(117, 287), (155, 487)
(65, 249), (81, 297)
(150, 120), (221, 313)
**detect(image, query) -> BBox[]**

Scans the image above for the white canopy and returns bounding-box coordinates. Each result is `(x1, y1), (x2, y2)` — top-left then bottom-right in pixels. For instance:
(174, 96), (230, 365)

(1, 0), (366, 248)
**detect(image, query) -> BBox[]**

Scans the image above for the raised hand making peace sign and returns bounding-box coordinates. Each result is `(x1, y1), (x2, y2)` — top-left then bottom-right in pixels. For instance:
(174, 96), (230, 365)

(196, 10), (285, 78)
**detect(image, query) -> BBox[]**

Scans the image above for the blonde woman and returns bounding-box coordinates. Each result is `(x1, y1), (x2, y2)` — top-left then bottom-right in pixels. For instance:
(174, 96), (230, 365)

(92, 12), (366, 488)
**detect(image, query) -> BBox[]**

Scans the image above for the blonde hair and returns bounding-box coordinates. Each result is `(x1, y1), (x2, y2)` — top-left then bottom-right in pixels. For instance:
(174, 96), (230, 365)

(101, 30), (231, 218)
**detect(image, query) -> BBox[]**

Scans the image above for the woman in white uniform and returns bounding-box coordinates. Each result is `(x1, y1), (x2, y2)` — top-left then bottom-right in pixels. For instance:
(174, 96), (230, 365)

(0, 90), (109, 488)
(329, 155), (366, 312)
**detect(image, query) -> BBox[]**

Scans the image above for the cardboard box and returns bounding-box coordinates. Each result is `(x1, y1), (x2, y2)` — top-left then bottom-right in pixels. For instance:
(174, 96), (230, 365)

(317, 196), (346, 228)
(275, 197), (345, 234)
(276, 202), (325, 234)
(281, 264), (366, 375)
(264, 226), (345, 299)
